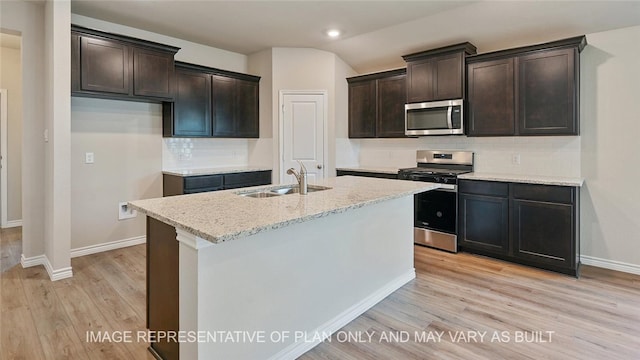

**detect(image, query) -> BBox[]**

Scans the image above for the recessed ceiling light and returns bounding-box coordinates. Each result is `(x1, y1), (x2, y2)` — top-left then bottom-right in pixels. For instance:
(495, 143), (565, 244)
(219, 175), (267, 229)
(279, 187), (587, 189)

(326, 29), (341, 38)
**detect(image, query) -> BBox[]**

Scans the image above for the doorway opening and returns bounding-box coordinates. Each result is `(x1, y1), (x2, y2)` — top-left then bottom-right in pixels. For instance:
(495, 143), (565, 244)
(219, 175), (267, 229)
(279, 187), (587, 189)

(0, 32), (23, 229)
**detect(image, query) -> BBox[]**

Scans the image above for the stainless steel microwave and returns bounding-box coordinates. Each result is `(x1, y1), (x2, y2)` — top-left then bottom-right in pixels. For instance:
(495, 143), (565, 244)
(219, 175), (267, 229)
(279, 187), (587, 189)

(405, 99), (464, 136)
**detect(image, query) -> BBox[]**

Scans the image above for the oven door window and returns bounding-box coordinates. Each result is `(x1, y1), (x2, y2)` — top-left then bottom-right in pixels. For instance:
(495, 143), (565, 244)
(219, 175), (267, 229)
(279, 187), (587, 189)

(414, 190), (456, 234)
(407, 107), (449, 130)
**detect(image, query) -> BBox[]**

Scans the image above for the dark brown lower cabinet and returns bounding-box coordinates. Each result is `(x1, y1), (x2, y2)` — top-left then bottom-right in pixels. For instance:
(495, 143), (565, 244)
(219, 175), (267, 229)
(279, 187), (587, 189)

(147, 218), (179, 360)
(458, 180), (580, 276)
(458, 193), (509, 255)
(163, 170), (272, 196)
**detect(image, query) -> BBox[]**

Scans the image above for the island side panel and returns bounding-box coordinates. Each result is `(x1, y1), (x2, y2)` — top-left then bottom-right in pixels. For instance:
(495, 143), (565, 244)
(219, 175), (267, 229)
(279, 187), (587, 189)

(147, 217), (180, 360)
(187, 196), (415, 359)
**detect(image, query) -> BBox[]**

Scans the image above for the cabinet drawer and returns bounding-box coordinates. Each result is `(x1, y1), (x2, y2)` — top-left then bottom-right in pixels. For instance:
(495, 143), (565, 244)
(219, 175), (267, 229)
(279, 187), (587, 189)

(459, 180), (508, 197)
(183, 175), (223, 191)
(511, 183), (574, 204)
(224, 171), (271, 189)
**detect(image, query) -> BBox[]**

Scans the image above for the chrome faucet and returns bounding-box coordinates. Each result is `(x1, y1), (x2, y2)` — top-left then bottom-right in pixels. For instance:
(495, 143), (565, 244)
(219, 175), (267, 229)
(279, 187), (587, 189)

(287, 161), (308, 195)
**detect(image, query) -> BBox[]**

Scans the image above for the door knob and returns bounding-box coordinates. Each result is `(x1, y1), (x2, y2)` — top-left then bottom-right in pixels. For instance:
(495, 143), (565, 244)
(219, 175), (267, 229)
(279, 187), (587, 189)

(317, 164), (323, 169)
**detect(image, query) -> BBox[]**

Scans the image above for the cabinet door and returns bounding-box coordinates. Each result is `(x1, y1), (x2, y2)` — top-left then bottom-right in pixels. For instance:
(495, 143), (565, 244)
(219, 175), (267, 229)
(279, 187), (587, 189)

(71, 33), (81, 92)
(518, 48), (577, 135)
(406, 58), (434, 103)
(377, 74), (407, 138)
(133, 47), (174, 99)
(459, 193), (509, 255)
(467, 58), (516, 136)
(235, 79), (259, 138)
(172, 69), (211, 137)
(147, 218), (179, 360)
(348, 80), (376, 138)
(80, 37), (130, 94)
(511, 199), (575, 268)
(211, 75), (237, 137)
(433, 52), (463, 100)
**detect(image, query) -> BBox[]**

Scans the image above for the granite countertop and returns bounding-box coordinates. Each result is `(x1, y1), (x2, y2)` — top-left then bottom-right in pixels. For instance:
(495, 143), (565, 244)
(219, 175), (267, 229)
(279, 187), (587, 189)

(129, 176), (437, 244)
(336, 166), (400, 175)
(163, 166), (272, 177)
(458, 172), (584, 187)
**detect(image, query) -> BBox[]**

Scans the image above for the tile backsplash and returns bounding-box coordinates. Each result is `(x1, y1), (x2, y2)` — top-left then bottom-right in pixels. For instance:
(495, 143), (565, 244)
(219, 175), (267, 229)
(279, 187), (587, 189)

(352, 136), (581, 177)
(163, 138), (251, 170)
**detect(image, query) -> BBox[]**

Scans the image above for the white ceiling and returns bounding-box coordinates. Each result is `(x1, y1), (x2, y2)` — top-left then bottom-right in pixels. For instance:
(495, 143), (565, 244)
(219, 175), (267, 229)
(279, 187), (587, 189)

(71, 0), (640, 73)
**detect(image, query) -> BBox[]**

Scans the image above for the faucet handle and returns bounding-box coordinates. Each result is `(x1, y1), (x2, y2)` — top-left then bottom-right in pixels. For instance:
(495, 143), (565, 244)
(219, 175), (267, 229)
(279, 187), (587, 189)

(296, 160), (307, 174)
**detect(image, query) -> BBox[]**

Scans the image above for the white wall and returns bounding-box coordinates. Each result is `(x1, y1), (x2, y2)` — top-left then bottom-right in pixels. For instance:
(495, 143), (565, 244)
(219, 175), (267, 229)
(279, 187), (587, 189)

(580, 25), (640, 270)
(71, 14), (255, 172)
(247, 48), (274, 168)
(0, 0), (46, 259)
(0, 44), (23, 223)
(67, 15), (254, 251)
(267, 48), (356, 182)
(71, 98), (162, 250)
(333, 55), (359, 170)
(44, 0), (72, 277)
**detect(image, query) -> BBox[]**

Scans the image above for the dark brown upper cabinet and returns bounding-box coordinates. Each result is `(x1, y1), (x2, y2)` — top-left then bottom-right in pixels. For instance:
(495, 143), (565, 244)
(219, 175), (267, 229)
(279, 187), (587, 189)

(71, 25), (179, 102)
(163, 61), (260, 138)
(403, 43), (477, 103)
(467, 58), (515, 136)
(79, 36), (130, 95)
(466, 36), (586, 137)
(133, 47), (175, 99)
(163, 67), (211, 137)
(347, 69), (406, 138)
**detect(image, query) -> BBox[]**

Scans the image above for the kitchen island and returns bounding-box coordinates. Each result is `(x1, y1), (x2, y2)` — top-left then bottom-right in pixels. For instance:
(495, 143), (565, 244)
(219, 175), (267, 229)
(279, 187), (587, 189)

(129, 176), (437, 360)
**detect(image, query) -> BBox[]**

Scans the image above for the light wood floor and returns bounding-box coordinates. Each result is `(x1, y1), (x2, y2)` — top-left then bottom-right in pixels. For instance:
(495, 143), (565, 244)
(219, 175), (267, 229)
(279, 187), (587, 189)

(1, 229), (639, 360)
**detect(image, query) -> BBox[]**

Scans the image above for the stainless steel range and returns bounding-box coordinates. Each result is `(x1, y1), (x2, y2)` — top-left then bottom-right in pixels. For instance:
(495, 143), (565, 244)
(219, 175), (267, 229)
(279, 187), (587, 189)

(398, 150), (474, 252)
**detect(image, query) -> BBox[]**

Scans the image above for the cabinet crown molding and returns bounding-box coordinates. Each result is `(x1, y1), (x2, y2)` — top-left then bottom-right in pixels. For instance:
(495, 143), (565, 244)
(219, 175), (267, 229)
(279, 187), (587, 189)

(402, 42), (477, 62)
(71, 24), (180, 54)
(466, 35), (587, 63)
(175, 61), (261, 82)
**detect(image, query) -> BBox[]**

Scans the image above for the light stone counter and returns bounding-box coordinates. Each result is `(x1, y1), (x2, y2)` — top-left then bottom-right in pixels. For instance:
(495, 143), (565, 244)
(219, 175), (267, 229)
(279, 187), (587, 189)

(130, 176), (438, 244)
(163, 166), (272, 177)
(336, 166), (400, 175)
(458, 172), (584, 187)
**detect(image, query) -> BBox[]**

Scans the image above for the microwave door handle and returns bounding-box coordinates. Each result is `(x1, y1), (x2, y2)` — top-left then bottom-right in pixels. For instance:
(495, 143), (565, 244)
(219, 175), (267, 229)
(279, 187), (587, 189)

(447, 106), (453, 129)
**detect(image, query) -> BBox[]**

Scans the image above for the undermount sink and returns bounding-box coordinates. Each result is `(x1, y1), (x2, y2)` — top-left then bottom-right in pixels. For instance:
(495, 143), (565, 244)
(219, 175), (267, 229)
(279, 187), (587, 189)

(270, 185), (331, 195)
(241, 192), (281, 198)
(237, 185), (331, 198)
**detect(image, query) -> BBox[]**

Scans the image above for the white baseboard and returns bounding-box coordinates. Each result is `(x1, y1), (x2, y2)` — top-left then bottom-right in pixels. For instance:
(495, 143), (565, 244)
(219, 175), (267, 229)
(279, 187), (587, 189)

(2, 219), (23, 228)
(20, 254), (73, 281)
(268, 269), (416, 360)
(581, 255), (640, 276)
(21, 254), (47, 268)
(70, 235), (146, 258)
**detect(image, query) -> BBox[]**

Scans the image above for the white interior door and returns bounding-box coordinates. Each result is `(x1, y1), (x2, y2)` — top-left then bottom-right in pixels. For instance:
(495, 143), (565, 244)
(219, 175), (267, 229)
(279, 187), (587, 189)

(281, 92), (326, 184)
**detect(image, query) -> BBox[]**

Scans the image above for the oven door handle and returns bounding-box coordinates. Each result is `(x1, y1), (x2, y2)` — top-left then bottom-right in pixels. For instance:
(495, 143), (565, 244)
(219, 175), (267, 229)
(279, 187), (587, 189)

(435, 184), (457, 192)
(447, 106), (453, 129)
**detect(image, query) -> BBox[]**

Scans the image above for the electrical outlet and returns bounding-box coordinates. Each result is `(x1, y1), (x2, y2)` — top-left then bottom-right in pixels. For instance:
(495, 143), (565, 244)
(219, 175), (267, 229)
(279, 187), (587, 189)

(118, 202), (137, 220)
(512, 154), (521, 165)
(85, 152), (94, 164)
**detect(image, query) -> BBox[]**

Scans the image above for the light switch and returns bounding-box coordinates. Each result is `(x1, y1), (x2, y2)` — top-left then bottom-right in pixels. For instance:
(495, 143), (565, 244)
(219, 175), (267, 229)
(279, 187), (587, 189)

(85, 152), (95, 164)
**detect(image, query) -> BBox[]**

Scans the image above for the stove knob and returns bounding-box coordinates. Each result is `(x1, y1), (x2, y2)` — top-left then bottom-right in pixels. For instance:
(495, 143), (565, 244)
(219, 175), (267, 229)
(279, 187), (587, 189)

(434, 176), (442, 183)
